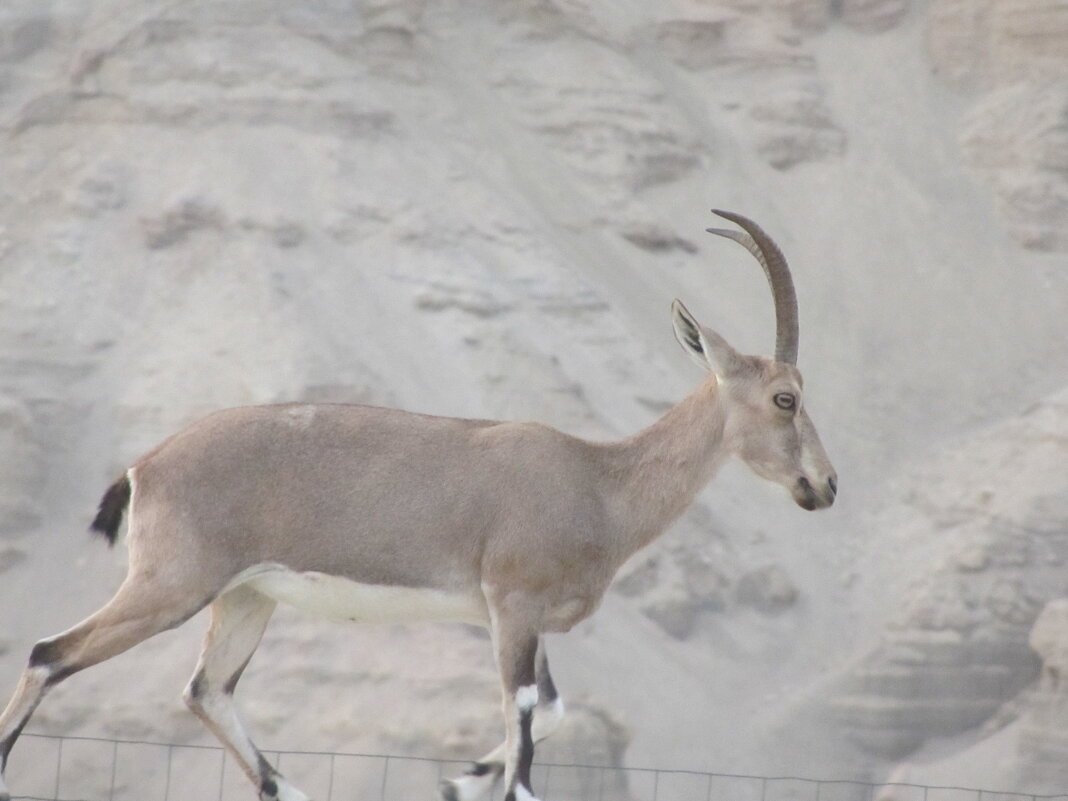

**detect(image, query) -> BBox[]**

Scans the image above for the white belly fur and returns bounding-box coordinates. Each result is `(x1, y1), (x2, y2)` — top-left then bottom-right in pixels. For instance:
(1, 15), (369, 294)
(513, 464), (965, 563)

(227, 564), (490, 626)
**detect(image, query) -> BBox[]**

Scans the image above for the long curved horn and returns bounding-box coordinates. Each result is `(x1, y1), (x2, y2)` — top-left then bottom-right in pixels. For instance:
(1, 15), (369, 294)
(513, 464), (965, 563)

(706, 209), (799, 366)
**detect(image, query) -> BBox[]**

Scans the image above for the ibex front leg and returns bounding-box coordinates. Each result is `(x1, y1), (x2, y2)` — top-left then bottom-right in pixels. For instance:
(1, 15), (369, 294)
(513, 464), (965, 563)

(441, 640), (563, 801)
(499, 635), (540, 801)
(483, 590), (552, 801)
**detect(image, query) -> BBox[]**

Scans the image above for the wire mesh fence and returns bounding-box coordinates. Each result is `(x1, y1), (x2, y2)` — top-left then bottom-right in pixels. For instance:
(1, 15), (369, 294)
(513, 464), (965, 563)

(7, 733), (1067, 801)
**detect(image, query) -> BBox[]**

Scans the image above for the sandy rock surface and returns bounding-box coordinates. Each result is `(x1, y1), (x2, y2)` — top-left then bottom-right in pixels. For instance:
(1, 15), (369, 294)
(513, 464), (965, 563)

(928, 0), (1068, 251)
(0, 0), (1067, 797)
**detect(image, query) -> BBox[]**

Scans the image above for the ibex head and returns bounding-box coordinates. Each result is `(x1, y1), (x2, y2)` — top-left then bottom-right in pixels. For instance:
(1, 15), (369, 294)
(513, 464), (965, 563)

(672, 210), (837, 511)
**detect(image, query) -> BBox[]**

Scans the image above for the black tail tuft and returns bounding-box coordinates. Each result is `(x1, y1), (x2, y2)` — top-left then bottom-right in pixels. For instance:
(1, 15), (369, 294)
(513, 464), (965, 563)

(90, 474), (131, 546)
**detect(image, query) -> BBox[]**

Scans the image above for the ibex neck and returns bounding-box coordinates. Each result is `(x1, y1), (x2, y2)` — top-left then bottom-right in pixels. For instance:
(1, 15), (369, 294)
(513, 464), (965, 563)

(602, 377), (728, 556)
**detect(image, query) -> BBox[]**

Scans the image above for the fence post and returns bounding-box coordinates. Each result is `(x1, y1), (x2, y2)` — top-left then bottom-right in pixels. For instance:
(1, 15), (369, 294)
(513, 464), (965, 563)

(217, 749), (227, 801)
(380, 755), (390, 801)
(53, 736), (64, 801)
(109, 738), (119, 801)
(163, 744), (174, 801)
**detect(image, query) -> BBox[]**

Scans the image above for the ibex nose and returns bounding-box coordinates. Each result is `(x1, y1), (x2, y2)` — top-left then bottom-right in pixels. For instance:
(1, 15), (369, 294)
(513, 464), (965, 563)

(794, 475), (836, 510)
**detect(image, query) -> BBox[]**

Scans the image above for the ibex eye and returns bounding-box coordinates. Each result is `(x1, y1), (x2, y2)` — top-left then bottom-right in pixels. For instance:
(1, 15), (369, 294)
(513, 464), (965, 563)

(774, 392), (796, 411)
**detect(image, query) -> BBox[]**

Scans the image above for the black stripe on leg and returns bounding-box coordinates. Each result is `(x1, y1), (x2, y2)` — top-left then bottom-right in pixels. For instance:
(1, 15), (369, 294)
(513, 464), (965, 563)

(28, 640), (76, 688)
(467, 761), (496, 777)
(28, 639), (64, 668)
(223, 651), (256, 696)
(516, 703), (535, 795)
(535, 639), (558, 706)
(0, 716), (30, 771)
(257, 752), (279, 799)
(537, 666), (558, 705)
(187, 670), (207, 701)
(29, 631), (107, 689)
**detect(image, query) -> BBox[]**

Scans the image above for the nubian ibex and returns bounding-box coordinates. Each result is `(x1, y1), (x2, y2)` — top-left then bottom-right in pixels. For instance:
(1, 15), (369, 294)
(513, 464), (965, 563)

(0, 210), (836, 801)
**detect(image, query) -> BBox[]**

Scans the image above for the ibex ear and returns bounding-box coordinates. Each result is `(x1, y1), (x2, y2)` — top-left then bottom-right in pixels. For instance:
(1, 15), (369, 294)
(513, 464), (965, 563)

(671, 300), (739, 375)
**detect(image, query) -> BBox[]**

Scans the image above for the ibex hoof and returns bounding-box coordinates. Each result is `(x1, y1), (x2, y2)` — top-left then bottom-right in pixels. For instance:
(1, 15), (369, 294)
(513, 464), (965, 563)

(262, 784), (312, 801)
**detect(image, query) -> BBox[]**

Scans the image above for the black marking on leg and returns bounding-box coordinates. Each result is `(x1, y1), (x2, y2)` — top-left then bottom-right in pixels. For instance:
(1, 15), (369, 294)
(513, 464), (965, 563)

(535, 643), (558, 705)
(538, 670), (558, 705)
(28, 638), (81, 688)
(0, 715), (30, 771)
(516, 704), (535, 795)
(439, 780), (460, 801)
(223, 651), (256, 696)
(223, 671), (241, 696)
(43, 665), (78, 689)
(467, 761), (496, 777)
(28, 639), (63, 670)
(188, 670), (207, 701)
(257, 752), (279, 799)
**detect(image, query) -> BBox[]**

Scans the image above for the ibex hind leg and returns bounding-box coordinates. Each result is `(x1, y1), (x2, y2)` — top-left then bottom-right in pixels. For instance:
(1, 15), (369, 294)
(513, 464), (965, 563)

(0, 569), (211, 799)
(183, 585), (309, 801)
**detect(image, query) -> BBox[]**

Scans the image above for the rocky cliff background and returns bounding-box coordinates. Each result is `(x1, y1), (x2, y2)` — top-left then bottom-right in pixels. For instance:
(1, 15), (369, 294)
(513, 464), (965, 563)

(1, 0), (1067, 797)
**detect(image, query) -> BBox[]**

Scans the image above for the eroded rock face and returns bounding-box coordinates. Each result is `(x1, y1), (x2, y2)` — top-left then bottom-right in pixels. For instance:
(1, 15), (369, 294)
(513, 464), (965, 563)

(0, 7), (50, 64)
(928, 0), (1068, 89)
(736, 565), (798, 614)
(960, 85), (1068, 252)
(825, 386), (1068, 759)
(1018, 600), (1068, 785)
(0, 397), (44, 536)
(613, 505), (800, 639)
(0, 0), (1064, 794)
(715, 0), (910, 33)
(617, 549), (730, 641)
(927, 0), (1068, 251)
(838, 0), (911, 32)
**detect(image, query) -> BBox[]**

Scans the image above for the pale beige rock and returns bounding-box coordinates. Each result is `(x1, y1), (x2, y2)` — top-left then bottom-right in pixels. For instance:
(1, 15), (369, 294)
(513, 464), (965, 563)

(927, 0), (1068, 250)
(928, 0), (1068, 87)
(0, 0), (1067, 797)
(961, 83), (1068, 251)
(0, 397), (43, 536)
(823, 386), (1068, 765)
(736, 565), (798, 613)
(749, 85), (847, 169)
(1030, 599), (1068, 685)
(839, 0), (911, 33)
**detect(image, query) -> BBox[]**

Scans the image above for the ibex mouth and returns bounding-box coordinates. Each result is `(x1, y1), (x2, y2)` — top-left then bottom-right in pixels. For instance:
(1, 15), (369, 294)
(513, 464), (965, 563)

(794, 476), (835, 510)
